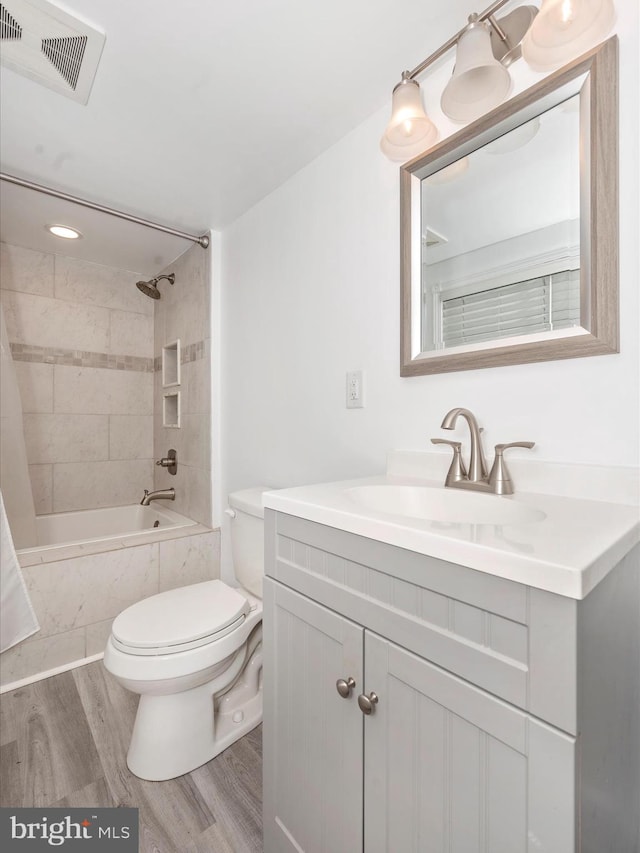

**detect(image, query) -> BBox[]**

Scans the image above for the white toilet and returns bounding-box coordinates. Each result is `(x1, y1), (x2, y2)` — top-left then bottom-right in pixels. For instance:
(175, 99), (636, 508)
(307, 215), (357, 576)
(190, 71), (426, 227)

(103, 487), (269, 781)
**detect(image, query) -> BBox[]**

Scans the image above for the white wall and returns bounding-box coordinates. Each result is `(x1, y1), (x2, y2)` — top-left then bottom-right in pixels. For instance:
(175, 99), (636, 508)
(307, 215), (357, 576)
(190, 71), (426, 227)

(220, 9), (639, 577)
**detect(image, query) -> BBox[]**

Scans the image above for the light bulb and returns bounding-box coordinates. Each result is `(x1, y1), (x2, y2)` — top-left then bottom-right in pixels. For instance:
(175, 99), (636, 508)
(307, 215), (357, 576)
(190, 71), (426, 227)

(561, 0), (576, 24)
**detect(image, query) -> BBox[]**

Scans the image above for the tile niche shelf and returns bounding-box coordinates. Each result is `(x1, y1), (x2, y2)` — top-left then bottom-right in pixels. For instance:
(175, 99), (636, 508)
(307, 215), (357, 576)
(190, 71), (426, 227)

(163, 391), (181, 428)
(162, 339), (181, 388)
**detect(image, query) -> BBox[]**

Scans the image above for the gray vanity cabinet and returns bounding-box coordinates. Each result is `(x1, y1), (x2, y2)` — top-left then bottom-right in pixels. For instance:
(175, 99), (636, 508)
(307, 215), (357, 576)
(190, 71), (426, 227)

(264, 578), (574, 853)
(363, 631), (574, 853)
(262, 579), (364, 853)
(263, 509), (639, 853)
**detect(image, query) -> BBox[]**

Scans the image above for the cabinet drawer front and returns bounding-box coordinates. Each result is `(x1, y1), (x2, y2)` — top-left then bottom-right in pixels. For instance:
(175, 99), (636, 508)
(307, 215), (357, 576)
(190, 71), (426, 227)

(364, 633), (575, 853)
(267, 511), (577, 732)
(263, 579), (364, 853)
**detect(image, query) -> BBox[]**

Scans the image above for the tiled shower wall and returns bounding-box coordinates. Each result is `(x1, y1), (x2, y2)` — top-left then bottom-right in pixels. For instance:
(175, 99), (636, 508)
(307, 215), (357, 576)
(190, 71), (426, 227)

(0, 242), (155, 513)
(153, 242), (212, 526)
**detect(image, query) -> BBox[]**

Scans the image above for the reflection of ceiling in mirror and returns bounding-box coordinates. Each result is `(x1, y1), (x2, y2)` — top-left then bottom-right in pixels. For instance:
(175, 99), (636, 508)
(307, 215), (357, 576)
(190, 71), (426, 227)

(421, 95), (581, 265)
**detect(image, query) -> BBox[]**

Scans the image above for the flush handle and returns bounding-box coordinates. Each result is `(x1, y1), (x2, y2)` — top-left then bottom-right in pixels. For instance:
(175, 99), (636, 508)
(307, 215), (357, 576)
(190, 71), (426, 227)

(358, 692), (379, 715)
(156, 448), (177, 475)
(336, 677), (356, 699)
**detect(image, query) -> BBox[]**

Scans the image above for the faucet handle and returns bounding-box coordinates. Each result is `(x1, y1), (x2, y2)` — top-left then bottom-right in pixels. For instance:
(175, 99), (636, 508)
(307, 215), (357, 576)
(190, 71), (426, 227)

(494, 441), (535, 453)
(155, 449), (177, 475)
(431, 438), (467, 486)
(489, 442), (535, 495)
(431, 438), (463, 450)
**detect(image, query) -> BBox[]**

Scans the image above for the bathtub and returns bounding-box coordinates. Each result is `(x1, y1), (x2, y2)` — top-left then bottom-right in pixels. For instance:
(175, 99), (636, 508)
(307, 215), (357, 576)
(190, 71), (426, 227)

(17, 503), (198, 562)
(6, 504), (217, 692)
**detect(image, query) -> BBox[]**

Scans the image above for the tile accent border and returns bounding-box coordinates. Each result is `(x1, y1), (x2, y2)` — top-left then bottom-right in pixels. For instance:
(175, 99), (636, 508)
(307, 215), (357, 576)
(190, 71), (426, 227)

(153, 340), (205, 372)
(10, 343), (154, 372)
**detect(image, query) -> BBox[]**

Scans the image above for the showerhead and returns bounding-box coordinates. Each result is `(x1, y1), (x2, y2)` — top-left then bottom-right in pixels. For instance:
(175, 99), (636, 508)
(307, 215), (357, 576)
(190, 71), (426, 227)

(136, 272), (175, 300)
(136, 279), (160, 299)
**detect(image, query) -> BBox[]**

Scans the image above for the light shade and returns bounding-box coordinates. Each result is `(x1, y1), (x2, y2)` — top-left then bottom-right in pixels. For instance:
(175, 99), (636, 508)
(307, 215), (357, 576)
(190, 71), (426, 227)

(380, 76), (439, 163)
(522, 0), (615, 71)
(441, 20), (512, 124)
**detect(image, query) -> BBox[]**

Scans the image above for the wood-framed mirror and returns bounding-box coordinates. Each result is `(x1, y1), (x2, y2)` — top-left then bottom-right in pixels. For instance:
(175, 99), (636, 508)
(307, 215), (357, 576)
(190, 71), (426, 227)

(400, 37), (618, 377)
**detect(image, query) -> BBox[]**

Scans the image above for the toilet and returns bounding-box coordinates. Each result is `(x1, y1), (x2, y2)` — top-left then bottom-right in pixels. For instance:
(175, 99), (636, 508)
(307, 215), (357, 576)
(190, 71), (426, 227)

(103, 487), (269, 781)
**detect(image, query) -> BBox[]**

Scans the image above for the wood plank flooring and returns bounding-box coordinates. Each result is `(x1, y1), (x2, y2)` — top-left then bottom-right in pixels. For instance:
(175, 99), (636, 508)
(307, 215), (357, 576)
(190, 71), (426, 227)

(0, 661), (263, 852)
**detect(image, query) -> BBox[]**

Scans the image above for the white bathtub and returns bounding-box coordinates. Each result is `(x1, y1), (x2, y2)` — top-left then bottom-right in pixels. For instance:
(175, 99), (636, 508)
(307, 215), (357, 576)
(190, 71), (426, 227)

(17, 504), (197, 559)
(6, 504), (215, 691)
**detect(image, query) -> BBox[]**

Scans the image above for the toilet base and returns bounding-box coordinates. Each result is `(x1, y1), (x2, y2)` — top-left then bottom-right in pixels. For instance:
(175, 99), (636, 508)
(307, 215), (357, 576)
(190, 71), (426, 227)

(126, 642), (262, 781)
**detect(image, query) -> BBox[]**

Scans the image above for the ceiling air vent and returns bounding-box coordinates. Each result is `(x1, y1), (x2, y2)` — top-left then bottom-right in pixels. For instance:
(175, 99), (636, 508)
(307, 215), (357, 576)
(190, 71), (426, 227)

(0, 0), (105, 104)
(1, 5), (22, 40)
(41, 34), (87, 89)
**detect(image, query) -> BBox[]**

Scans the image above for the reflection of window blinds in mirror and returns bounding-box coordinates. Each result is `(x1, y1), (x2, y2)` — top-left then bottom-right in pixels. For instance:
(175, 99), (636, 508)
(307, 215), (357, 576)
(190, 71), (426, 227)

(441, 269), (580, 347)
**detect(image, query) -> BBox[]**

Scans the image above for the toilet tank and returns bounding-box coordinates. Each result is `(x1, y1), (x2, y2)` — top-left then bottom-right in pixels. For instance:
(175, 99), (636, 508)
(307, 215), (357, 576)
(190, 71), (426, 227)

(228, 487), (271, 599)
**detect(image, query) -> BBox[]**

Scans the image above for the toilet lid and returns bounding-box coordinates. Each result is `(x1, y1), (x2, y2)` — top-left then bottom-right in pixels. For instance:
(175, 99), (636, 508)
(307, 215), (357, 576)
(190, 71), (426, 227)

(112, 580), (250, 650)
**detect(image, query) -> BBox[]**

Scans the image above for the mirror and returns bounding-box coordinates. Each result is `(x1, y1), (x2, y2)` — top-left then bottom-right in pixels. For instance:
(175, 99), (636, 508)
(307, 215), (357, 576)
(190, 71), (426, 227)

(400, 37), (618, 376)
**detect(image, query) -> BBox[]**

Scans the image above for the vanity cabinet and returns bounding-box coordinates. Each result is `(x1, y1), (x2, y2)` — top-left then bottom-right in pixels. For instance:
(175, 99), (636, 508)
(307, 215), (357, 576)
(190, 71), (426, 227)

(264, 579), (574, 853)
(263, 510), (639, 853)
(263, 581), (364, 852)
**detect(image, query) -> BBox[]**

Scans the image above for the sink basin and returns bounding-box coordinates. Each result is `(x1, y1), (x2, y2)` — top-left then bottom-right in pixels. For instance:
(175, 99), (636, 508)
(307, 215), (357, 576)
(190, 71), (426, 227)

(345, 484), (546, 526)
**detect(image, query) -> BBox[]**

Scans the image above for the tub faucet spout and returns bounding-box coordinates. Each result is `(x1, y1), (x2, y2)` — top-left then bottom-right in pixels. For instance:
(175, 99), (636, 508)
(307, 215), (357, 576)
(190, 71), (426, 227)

(140, 488), (175, 506)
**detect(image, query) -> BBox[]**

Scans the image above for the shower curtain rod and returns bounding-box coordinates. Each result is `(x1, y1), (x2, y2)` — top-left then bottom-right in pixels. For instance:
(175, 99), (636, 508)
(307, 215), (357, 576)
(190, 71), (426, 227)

(0, 173), (210, 249)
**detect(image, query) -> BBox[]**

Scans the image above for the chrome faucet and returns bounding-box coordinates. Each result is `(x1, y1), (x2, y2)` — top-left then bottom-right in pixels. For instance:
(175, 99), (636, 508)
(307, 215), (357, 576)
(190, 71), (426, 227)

(432, 408), (534, 495)
(140, 488), (175, 506)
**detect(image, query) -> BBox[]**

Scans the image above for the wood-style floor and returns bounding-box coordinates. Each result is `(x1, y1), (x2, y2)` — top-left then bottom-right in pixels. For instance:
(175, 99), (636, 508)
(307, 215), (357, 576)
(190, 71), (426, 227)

(0, 661), (263, 852)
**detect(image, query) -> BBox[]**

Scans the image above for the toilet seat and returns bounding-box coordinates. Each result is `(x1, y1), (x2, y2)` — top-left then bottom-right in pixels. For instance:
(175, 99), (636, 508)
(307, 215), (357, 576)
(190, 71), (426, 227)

(111, 580), (250, 656)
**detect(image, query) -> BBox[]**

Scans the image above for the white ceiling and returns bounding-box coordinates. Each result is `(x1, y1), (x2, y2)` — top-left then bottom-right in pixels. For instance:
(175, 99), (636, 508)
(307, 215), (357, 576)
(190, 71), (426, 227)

(0, 180), (194, 273)
(1, 0), (477, 246)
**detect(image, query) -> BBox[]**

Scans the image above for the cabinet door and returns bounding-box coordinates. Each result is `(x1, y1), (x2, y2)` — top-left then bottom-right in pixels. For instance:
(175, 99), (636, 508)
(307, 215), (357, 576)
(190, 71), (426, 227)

(364, 632), (575, 853)
(263, 579), (364, 853)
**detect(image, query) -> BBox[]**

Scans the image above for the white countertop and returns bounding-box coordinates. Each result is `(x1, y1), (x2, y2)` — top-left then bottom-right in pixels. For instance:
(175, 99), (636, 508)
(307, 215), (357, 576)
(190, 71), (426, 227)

(263, 461), (640, 600)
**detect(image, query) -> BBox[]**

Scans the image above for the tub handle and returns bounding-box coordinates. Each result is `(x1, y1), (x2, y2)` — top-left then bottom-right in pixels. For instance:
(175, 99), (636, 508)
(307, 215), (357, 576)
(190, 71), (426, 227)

(155, 449), (177, 475)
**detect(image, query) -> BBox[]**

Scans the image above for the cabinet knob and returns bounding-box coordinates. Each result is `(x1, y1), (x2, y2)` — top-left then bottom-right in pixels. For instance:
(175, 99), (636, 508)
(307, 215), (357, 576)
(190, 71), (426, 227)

(357, 692), (379, 715)
(336, 677), (356, 698)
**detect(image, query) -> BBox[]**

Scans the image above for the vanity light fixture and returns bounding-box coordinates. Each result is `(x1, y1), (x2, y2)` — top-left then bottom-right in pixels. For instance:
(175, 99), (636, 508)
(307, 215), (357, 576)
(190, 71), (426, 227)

(521, 0), (615, 70)
(440, 15), (512, 124)
(380, 0), (616, 162)
(47, 224), (82, 239)
(381, 1), (537, 161)
(379, 72), (439, 163)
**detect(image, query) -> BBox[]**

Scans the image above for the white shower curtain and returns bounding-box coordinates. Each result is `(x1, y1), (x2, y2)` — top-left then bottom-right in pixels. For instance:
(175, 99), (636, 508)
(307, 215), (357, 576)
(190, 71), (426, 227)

(0, 490), (39, 652)
(0, 301), (40, 652)
(0, 301), (36, 547)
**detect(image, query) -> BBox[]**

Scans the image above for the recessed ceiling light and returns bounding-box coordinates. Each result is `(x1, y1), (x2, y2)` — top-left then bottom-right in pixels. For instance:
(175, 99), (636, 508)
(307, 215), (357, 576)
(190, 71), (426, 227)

(47, 224), (82, 239)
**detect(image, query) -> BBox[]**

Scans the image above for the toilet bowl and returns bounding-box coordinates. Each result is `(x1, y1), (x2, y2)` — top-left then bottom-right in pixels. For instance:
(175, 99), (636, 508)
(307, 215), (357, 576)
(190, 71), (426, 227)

(103, 487), (269, 781)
